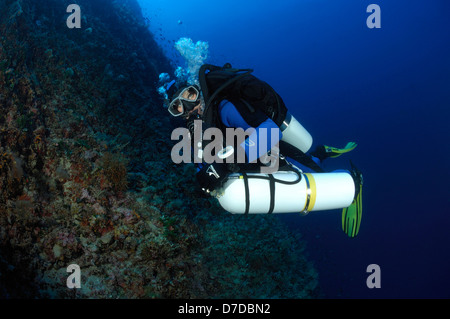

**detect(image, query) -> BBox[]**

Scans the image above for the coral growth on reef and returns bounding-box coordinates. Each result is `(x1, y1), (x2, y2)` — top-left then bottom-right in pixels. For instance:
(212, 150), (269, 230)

(0, 0), (319, 298)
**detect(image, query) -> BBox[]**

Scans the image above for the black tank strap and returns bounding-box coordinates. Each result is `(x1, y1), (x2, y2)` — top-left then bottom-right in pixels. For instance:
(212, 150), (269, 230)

(242, 173), (250, 215)
(267, 174), (275, 214)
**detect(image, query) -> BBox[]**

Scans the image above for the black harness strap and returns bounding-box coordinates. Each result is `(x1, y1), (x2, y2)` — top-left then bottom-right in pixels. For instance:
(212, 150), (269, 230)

(206, 69), (253, 108)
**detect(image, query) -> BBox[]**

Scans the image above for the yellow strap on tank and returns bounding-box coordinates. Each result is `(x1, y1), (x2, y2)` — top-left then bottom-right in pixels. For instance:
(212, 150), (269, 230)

(301, 173), (317, 215)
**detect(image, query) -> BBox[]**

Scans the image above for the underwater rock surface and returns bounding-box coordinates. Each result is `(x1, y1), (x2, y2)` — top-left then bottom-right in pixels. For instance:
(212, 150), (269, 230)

(0, 0), (319, 298)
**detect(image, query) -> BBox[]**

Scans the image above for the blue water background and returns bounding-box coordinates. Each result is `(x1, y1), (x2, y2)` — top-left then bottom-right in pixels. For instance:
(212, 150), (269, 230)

(138, 0), (450, 298)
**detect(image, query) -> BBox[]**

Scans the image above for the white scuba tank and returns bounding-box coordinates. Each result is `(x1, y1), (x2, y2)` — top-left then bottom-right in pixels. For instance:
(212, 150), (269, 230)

(216, 170), (355, 214)
(280, 113), (313, 153)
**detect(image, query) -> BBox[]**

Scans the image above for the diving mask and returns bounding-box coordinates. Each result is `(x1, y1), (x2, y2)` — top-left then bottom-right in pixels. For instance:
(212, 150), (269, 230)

(168, 85), (201, 117)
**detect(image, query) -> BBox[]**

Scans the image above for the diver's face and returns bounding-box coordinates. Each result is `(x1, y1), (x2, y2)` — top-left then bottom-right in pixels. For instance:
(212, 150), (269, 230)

(176, 92), (203, 117)
(168, 85), (203, 118)
(176, 88), (198, 113)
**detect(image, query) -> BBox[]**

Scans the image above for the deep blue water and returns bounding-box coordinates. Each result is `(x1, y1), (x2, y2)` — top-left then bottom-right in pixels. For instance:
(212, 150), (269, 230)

(138, 0), (450, 298)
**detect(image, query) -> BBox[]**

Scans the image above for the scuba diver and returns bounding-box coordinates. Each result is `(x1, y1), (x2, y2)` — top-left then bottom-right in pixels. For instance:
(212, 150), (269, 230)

(163, 64), (363, 237)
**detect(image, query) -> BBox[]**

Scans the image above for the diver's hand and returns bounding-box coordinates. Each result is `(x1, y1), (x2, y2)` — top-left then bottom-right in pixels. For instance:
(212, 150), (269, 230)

(196, 162), (228, 193)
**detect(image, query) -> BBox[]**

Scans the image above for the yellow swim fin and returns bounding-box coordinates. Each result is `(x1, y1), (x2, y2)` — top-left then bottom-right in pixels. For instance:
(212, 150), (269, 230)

(342, 162), (363, 238)
(324, 142), (358, 158)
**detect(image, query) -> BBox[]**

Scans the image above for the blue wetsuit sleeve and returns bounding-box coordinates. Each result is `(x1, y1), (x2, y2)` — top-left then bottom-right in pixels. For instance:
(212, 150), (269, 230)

(219, 100), (250, 129)
(219, 100), (282, 163)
